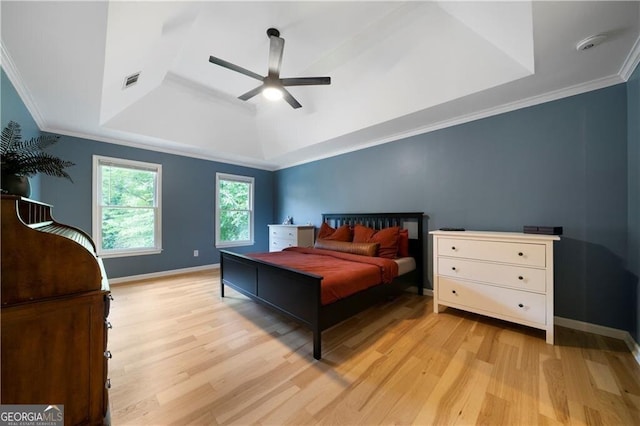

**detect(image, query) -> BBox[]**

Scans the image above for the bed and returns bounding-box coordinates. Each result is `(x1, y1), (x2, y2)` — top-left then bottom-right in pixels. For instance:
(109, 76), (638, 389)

(220, 212), (424, 360)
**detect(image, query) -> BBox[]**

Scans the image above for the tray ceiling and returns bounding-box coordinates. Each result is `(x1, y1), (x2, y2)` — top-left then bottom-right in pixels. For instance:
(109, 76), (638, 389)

(1, 1), (639, 170)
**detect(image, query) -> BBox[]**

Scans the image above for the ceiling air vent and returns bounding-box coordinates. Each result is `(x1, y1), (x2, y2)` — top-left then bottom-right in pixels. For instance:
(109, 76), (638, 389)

(123, 72), (141, 89)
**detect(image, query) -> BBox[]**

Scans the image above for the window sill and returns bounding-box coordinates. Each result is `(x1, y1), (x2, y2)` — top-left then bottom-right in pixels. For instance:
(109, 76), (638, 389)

(98, 248), (163, 259)
(215, 241), (255, 249)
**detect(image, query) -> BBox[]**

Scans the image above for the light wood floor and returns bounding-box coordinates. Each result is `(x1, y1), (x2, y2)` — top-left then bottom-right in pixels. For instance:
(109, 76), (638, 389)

(108, 270), (640, 425)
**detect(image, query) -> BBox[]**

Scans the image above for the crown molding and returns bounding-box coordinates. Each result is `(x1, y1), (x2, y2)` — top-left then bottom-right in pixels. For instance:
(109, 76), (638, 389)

(620, 34), (640, 81)
(0, 42), (47, 128)
(275, 73), (625, 170)
(42, 125), (278, 171)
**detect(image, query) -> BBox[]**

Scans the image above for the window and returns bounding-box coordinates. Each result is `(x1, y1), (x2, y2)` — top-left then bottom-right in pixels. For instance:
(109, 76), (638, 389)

(216, 173), (254, 247)
(93, 156), (162, 258)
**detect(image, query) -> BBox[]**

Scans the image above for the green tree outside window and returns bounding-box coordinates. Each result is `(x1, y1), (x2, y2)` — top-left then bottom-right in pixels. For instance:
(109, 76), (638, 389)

(216, 173), (253, 246)
(93, 156), (162, 257)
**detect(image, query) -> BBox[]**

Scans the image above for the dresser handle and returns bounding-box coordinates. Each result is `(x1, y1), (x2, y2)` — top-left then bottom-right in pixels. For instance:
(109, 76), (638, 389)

(518, 252), (523, 256)
(518, 303), (524, 308)
(518, 276), (523, 280)
(104, 351), (112, 359)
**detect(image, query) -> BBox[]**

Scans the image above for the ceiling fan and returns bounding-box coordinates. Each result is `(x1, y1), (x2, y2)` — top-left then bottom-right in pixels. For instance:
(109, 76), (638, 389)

(208, 28), (331, 109)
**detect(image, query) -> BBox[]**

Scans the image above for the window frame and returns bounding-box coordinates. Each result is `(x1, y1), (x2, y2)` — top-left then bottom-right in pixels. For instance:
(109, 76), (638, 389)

(92, 155), (162, 258)
(215, 172), (255, 248)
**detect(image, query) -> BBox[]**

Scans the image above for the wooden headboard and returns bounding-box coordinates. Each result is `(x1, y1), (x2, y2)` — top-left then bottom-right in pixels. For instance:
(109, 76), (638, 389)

(322, 212), (425, 293)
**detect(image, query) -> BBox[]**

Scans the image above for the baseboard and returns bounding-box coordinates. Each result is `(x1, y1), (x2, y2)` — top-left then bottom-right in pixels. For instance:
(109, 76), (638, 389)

(406, 286), (434, 297)
(555, 316), (640, 366)
(109, 263), (220, 285)
(624, 333), (640, 366)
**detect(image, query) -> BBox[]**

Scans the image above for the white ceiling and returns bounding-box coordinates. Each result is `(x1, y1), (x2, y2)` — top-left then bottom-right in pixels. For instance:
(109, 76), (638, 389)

(1, 1), (639, 170)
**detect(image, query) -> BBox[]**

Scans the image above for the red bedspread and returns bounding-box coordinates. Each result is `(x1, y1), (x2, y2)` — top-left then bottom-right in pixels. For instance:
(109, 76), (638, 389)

(249, 247), (399, 305)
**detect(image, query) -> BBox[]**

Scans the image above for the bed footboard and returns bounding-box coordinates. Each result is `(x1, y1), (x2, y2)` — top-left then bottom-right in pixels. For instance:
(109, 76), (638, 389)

(220, 250), (325, 359)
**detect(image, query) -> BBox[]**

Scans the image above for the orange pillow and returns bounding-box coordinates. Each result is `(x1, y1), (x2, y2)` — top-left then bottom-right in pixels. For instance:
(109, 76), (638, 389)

(317, 222), (352, 242)
(353, 225), (400, 258)
(398, 229), (409, 257)
(314, 240), (379, 257)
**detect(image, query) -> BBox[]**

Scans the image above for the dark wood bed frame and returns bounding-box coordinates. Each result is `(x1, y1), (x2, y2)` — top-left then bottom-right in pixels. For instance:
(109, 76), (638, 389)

(220, 212), (424, 359)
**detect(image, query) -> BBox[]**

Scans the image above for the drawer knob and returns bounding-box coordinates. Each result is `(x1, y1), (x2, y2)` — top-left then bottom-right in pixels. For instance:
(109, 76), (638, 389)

(452, 290), (457, 294)
(104, 350), (112, 359)
(451, 246), (456, 250)
(105, 320), (113, 329)
(518, 303), (524, 308)
(451, 267), (456, 271)
(518, 252), (524, 256)
(518, 276), (524, 280)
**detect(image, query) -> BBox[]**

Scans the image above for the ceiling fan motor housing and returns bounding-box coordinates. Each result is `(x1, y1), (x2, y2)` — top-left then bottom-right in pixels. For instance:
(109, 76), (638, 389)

(267, 28), (280, 38)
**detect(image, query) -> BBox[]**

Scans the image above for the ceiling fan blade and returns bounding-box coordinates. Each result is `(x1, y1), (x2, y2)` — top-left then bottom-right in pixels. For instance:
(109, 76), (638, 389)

(238, 85), (264, 101)
(281, 88), (302, 109)
(268, 36), (284, 78)
(209, 55), (264, 81)
(280, 77), (331, 87)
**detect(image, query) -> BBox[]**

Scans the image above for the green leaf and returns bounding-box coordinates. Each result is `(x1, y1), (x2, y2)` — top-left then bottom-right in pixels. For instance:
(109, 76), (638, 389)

(0, 121), (74, 181)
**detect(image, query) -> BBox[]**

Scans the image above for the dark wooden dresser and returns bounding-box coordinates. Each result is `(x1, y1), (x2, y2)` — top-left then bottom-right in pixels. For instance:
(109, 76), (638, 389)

(1, 195), (111, 425)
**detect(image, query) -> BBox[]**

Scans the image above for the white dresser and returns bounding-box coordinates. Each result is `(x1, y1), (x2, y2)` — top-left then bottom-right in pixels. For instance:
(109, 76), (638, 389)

(268, 225), (315, 252)
(430, 230), (560, 343)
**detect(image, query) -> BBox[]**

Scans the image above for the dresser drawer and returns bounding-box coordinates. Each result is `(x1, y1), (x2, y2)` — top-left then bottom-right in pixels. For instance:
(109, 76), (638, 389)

(438, 277), (546, 325)
(269, 226), (298, 241)
(270, 237), (296, 252)
(438, 257), (546, 293)
(437, 238), (546, 267)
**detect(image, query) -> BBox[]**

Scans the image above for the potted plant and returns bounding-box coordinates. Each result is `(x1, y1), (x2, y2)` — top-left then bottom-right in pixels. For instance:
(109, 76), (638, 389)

(1, 121), (74, 198)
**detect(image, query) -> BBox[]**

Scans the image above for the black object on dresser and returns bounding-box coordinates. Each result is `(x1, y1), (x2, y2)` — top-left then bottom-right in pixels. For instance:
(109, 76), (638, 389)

(1, 195), (111, 425)
(523, 225), (563, 235)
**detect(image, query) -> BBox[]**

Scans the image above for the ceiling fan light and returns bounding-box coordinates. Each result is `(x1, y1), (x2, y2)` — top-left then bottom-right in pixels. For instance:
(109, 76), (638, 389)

(263, 86), (283, 101)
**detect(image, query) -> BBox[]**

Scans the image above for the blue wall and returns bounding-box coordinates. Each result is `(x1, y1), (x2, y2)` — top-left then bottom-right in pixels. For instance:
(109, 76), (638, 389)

(275, 83), (636, 336)
(628, 63), (640, 342)
(1, 69), (274, 279)
(1, 70), (42, 198)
